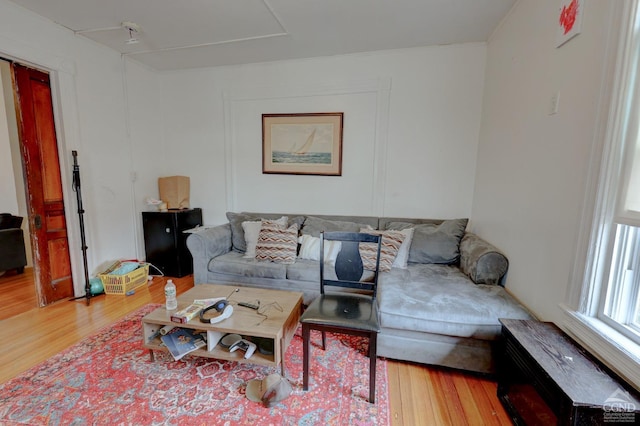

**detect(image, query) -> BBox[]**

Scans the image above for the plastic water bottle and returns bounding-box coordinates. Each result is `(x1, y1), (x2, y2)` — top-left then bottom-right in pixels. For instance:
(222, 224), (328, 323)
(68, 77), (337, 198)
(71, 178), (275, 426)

(164, 279), (177, 310)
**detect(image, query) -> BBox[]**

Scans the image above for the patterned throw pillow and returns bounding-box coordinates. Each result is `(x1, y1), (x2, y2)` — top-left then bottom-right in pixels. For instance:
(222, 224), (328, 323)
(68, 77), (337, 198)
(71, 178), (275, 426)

(255, 221), (299, 264)
(242, 217), (288, 259)
(359, 229), (406, 272)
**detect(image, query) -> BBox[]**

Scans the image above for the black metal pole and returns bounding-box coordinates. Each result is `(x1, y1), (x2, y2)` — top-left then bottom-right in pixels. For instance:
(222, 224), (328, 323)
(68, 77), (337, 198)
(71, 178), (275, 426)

(72, 150), (91, 306)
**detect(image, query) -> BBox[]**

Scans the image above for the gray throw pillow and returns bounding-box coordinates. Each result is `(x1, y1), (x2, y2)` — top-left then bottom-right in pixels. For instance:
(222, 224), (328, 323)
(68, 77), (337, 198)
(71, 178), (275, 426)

(226, 212), (260, 252)
(288, 215), (306, 229)
(302, 216), (372, 237)
(388, 218), (468, 264)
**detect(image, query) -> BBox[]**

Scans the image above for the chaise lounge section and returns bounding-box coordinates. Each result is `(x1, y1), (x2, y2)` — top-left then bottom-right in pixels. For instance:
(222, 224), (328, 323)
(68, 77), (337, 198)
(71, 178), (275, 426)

(186, 212), (534, 374)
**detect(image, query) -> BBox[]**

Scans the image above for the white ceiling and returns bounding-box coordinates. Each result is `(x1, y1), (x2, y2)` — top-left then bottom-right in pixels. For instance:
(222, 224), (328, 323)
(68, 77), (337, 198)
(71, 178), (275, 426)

(8, 0), (516, 71)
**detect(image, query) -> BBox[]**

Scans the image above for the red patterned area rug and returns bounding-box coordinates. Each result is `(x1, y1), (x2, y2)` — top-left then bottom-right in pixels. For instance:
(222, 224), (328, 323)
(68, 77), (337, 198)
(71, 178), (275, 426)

(0, 304), (389, 425)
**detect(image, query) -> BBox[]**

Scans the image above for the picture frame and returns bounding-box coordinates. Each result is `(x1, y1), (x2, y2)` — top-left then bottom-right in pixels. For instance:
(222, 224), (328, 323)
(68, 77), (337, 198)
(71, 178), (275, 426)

(556, 0), (583, 48)
(262, 113), (343, 176)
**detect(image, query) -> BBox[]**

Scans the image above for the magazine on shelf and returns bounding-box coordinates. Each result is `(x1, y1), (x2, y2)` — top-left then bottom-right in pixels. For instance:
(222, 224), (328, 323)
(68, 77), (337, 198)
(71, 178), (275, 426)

(160, 328), (206, 361)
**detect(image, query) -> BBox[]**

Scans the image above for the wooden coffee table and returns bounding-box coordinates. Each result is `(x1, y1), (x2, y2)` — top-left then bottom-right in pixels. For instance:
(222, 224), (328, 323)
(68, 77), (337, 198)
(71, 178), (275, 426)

(142, 284), (303, 377)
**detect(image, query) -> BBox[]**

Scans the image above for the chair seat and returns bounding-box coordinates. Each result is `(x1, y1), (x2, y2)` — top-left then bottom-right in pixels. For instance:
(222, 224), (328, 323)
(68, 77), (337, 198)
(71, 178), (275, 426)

(300, 294), (380, 332)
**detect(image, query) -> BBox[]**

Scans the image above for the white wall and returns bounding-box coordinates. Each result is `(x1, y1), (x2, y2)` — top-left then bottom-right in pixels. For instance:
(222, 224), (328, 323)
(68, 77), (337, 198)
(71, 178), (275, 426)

(124, 59), (164, 260)
(0, 0), (145, 293)
(474, 0), (618, 322)
(1, 0), (489, 293)
(154, 44), (487, 236)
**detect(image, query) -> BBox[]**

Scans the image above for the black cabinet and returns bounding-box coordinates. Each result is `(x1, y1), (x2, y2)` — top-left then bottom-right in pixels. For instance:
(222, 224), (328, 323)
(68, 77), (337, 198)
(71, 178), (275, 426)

(142, 208), (202, 278)
(498, 319), (640, 425)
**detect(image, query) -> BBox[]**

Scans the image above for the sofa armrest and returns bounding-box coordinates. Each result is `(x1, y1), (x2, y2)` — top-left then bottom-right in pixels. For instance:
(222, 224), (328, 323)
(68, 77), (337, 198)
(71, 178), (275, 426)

(459, 232), (508, 286)
(186, 224), (232, 284)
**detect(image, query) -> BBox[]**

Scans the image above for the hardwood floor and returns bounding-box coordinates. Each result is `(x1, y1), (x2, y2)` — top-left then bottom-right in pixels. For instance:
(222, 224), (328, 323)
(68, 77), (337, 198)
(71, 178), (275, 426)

(0, 269), (39, 321)
(0, 269), (511, 425)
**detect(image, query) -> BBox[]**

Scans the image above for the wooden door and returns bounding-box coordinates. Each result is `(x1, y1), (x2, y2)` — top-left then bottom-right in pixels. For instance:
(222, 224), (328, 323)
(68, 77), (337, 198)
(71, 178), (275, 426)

(13, 64), (73, 306)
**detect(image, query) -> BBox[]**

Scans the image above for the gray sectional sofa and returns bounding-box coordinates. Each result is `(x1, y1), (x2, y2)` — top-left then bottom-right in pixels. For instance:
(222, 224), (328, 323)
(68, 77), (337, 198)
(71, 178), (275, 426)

(186, 212), (534, 374)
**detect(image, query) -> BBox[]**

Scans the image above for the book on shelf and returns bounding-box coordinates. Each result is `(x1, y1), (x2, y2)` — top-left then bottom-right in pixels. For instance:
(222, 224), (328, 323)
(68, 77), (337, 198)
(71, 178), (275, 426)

(160, 328), (206, 361)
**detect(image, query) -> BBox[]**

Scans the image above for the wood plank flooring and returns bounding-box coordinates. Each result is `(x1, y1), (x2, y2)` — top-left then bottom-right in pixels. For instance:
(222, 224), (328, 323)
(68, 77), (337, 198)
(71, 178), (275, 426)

(0, 268), (511, 425)
(0, 269), (39, 321)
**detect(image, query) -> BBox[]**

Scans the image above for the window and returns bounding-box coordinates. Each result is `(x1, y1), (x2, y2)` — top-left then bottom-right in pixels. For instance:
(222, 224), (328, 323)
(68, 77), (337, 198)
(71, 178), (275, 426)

(602, 224), (640, 341)
(599, 48), (640, 342)
(563, 0), (640, 389)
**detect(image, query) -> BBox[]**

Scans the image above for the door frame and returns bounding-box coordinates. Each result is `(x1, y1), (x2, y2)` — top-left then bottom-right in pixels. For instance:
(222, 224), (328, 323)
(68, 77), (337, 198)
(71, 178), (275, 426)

(0, 38), (89, 300)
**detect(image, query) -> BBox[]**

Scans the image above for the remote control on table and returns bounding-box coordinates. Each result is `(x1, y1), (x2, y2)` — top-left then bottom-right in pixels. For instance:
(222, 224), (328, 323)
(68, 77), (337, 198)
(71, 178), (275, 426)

(238, 302), (259, 310)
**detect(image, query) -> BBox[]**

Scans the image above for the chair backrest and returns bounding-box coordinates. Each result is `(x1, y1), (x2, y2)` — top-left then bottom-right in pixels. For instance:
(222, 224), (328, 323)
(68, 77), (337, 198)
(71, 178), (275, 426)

(319, 231), (382, 299)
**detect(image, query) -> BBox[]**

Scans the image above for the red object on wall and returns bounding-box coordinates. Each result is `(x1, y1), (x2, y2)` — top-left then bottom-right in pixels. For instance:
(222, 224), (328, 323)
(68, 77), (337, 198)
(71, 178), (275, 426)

(559, 0), (579, 35)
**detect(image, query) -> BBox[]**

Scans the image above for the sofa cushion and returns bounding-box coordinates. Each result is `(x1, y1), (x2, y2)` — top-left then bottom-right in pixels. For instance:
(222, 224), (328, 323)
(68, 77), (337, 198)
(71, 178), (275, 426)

(301, 216), (373, 237)
(286, 258), (319, 282)
(255, 222), (299, 264)
(208, 251), (287, 280)
(388, 218), (468, 264)
(377, 263), (532, 340)
(378, 217), (442, 230)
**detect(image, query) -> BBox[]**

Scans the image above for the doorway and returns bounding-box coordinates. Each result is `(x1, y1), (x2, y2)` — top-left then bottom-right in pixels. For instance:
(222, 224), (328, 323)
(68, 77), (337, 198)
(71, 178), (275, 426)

(0, 58), (74, 307)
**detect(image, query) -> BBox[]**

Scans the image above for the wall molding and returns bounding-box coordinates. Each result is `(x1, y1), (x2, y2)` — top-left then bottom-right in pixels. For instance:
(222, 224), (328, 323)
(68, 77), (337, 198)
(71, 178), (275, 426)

(222, 77), (391, 214)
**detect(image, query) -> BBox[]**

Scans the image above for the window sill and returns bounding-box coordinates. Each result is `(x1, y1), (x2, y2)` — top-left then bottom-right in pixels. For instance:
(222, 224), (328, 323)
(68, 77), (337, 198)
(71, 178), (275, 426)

(560, 303), (640, 391)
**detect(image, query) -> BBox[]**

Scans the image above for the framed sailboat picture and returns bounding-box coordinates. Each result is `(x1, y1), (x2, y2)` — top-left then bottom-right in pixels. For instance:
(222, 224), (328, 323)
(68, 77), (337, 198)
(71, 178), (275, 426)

(262, 112), (343, 175)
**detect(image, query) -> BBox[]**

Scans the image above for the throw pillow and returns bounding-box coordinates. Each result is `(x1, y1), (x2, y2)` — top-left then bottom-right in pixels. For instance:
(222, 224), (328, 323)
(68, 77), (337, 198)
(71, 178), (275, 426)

(298, 234), (342, 264)
(388, 218), (468, 264)
(226, 212), (259, 252)
(301, 216), (373, 237)
(391, 227), (414, 269)
(359, 228), (406, 272)
(255, 221), (299, 264)
(242, 217), (288, 259)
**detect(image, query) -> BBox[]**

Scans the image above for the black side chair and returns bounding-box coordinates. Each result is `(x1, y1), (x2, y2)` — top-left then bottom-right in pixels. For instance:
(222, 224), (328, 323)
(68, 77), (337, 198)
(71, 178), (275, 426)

(300, 231), (382, 403)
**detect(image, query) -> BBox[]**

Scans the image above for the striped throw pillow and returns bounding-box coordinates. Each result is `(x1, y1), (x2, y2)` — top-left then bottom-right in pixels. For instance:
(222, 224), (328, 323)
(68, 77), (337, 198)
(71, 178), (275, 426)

(255, 221), (299, 264)
(359, 229), (406, 272)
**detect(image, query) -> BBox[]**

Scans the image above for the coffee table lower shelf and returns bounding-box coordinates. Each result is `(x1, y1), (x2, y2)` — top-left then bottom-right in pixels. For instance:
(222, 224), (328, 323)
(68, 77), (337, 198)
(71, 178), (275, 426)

(143, 330), (279, 367)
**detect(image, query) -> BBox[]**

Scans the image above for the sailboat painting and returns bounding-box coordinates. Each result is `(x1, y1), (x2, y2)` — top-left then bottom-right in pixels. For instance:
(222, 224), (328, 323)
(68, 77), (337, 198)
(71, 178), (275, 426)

(272, 127), (331, 164)
(262, 113), (343, 175)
